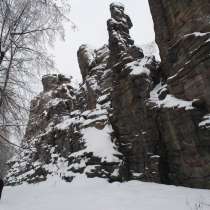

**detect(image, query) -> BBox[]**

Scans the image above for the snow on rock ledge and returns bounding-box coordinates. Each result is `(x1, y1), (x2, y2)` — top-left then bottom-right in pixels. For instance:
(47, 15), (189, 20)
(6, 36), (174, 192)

(149, 83), (194, 110)
(199, 114), (210, 128)
(81, 125), (121, 163)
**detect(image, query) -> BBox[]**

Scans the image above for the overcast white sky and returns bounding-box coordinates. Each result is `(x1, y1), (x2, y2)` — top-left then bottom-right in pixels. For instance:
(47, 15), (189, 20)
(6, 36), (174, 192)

(52, 0), (155, 82)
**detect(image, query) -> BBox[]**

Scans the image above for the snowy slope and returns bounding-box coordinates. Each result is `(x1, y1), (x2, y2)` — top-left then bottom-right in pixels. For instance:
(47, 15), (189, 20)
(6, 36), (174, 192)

(1, 175), (210, 210)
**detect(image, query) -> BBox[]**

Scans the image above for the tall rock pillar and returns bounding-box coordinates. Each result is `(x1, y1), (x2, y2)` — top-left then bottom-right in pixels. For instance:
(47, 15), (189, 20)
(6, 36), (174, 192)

(108, 3), (160, 182)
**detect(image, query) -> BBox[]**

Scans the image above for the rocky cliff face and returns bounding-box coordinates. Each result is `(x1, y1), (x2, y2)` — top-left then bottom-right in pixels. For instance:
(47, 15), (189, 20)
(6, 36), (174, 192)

(6, 2), (210, 189)
(7, 72), (123, 184)
(106, 2), (160, 182)
(149, 0), (210, 188)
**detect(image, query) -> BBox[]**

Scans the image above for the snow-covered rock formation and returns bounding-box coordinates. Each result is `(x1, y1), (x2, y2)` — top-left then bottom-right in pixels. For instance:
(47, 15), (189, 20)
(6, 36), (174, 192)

(148, 0), (210, 188)
(6, 2), (210, 189)
(6, 2), (159, 185)
(7, 73), (123, 184)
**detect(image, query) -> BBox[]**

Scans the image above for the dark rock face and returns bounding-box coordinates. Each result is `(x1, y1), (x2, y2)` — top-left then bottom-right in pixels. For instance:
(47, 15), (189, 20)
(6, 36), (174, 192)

(77, 45), (96, 81)
(107, 3), (160, 182)
(148, 0), (210, 188)
(42, 74), (72, 92)
(77, 44), (111, 110)
(107, 3), (134, 62)
(107, 3), (143, 67)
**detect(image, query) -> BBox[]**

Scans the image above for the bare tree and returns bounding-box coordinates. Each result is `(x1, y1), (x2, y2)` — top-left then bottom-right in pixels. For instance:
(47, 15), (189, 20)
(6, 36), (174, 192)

(0, 131), (13, 178)
(0, 0), (71, 143)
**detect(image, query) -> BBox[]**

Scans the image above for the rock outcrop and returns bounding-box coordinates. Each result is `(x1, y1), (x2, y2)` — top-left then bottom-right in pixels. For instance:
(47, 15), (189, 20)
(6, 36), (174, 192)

(7, 73), (123, 185)
(148, 0), (210, 188)
(7, 2), (210, 189)
(107, 2), (160, 182)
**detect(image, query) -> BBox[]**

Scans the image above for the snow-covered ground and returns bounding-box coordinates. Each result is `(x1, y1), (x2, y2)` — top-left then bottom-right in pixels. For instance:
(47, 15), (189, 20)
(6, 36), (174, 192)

(1, 175), (210, 210)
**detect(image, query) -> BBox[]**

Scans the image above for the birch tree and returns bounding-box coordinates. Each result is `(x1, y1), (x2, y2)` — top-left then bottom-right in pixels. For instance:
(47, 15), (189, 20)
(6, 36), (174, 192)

(0, 0), (71, 140)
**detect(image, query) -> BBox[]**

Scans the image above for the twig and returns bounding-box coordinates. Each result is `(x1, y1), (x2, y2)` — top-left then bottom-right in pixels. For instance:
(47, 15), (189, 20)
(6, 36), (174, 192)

(0, 133), (23, 150)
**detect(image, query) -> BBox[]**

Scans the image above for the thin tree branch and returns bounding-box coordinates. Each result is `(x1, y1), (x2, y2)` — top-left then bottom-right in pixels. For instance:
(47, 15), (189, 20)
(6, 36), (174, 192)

(11, 27), (55, 36)
(0, 133), (23, 149)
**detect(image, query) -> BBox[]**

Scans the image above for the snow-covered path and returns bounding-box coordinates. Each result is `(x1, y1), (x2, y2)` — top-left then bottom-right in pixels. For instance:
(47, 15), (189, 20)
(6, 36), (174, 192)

(1, 175), (210, 210)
